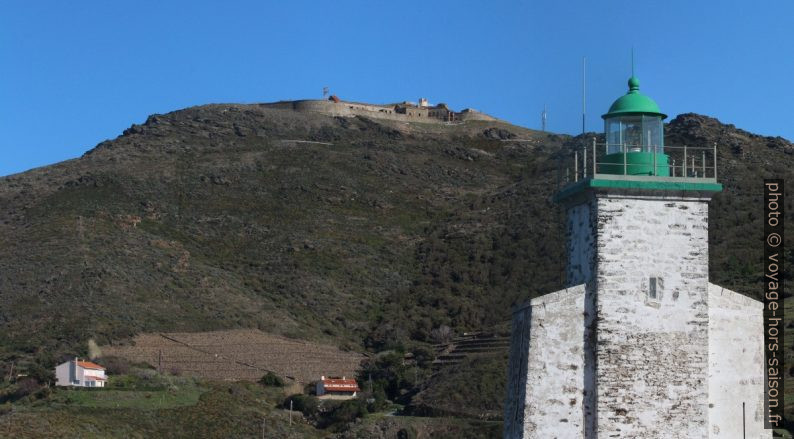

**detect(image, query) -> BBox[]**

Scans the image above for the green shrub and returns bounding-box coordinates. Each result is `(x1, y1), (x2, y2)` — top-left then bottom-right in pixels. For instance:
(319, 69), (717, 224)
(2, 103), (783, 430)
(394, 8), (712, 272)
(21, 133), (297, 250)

(24, 363), (55, 384)
(259, 371), (284, 387)
(283, 394), (319, 417)
(359, 352), (411, 401)
(0, 379), (41, 403)
(373, 390), (390, 413)
(397, 428), (417, 439)
(108, 374), (140, 390)
(326, 397), (368, 425)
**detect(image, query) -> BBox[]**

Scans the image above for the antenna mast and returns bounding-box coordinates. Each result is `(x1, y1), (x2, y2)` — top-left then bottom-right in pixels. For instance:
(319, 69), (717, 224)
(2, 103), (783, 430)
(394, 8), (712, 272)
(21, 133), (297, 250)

(582, 57), (586, 134)
(322, 86), (329, 99)
(542, 104), (547, 132)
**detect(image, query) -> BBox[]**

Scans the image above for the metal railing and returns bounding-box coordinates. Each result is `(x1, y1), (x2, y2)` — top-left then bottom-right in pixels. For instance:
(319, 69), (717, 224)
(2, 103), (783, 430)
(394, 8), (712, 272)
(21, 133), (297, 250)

(559, 138), (718, 187)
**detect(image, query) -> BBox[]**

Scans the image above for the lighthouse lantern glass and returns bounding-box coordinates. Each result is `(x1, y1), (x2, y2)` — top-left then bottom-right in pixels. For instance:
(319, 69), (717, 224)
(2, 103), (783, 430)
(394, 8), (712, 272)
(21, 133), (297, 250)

(605, 114), (664, 155)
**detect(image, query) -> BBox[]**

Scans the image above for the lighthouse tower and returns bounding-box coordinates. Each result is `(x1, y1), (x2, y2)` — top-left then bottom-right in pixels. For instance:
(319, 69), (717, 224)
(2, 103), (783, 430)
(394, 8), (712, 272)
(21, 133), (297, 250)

(504, 76), (768, 438)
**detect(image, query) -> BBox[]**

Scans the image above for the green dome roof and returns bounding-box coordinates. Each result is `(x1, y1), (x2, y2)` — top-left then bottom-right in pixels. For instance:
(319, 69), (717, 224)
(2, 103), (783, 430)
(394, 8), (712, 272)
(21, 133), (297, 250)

(602, 76), (667, 120)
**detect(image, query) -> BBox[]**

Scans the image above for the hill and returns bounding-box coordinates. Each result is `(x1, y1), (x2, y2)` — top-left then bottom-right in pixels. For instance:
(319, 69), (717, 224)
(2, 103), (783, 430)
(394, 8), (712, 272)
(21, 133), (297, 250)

(0, 102), (792, 433)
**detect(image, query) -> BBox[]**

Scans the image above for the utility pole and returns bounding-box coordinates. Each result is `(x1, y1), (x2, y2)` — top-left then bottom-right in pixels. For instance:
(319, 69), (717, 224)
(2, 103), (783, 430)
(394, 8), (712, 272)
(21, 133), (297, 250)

(582, 56), (586, 134)
(541, 104), (547, 132)
(289, 400), (293, 426)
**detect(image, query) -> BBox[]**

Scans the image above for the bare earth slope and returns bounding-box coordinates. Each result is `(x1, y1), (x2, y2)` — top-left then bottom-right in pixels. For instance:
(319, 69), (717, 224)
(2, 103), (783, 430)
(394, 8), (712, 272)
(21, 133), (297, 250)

(101, 329), (363, 383)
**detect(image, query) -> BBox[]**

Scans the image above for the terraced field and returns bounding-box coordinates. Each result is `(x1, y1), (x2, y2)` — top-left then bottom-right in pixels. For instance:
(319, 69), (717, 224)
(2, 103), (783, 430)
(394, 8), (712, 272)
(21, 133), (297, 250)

(101, 329), (364, 384)
(432, 332), (510, 370)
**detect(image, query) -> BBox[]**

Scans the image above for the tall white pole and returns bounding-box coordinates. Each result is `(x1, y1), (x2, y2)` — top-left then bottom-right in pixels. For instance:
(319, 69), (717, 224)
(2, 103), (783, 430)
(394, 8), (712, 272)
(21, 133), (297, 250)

(582, 57), (586, 134)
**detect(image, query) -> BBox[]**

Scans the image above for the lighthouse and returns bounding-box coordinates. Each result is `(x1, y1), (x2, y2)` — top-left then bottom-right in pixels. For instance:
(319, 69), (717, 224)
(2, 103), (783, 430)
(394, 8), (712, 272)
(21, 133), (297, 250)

(504, 76), (768, 438)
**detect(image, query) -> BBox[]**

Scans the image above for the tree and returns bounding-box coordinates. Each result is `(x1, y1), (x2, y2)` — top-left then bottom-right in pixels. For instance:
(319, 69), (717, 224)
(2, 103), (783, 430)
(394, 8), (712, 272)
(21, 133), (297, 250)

(430, 325), (453, 344)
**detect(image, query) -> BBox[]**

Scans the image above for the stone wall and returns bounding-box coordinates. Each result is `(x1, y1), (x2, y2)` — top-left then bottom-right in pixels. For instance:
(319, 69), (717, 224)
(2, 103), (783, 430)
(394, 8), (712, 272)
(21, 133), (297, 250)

(708, 283), (770, 438)
(504, 284), (588, 439)
(259, 100), (497, 123)
(566, 201), (597, 286)
(593, 195), (711, 437)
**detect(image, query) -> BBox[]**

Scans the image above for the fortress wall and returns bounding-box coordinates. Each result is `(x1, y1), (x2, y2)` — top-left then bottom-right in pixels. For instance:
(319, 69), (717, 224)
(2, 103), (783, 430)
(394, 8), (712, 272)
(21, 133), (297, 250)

(594, 196), (710, 438)
(293, 100), (355, 117)
(288, 100), (413, 122)
(258, 101), (297, 110)
(260, 100), (496, 123)
(708, 283), (770, 438)
(458, 111), (497, 122)
(504, 284), (587, 439)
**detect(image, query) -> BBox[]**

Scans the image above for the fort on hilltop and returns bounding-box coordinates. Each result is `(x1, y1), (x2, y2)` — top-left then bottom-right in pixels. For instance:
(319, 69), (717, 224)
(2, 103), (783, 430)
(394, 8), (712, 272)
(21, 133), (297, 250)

(260, 95), (498, 123)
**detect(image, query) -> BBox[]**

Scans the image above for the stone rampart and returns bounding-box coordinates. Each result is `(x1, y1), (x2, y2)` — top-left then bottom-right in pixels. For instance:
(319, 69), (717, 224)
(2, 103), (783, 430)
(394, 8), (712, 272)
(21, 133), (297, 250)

(259, 99), (497, 123)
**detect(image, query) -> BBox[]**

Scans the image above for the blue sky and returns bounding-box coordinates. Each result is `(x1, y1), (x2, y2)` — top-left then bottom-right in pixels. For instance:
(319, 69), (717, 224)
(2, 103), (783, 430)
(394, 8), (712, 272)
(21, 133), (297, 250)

(1, 1), (792, 176)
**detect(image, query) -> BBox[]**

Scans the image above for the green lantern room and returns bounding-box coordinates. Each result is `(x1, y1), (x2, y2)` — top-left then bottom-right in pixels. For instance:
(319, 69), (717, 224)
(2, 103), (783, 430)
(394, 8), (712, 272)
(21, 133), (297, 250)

(554, 74), (723, 202)
(602, 76), (668, 176)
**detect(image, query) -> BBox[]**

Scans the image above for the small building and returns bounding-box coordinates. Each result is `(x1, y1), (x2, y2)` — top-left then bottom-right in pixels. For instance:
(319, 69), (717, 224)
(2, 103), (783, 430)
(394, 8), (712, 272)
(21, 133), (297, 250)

(315, 376), (360, 399)
(55, 358), (107, 388)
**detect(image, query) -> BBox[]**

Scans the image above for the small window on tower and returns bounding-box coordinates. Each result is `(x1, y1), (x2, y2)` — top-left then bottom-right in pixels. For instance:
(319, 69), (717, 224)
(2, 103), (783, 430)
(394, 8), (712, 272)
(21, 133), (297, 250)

(649, 277), (663, 300)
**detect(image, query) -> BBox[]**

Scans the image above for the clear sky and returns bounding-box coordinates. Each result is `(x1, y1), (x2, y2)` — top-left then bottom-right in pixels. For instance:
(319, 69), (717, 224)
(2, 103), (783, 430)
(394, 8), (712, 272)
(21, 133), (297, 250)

(1, 1), (792, 176)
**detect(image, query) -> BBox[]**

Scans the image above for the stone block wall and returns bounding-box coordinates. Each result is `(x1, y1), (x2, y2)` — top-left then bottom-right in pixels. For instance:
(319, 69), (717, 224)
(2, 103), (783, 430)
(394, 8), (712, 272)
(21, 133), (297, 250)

(593, 195), (710, 437)
(708, 283), (770, 438)
(505, 284), (588, 439)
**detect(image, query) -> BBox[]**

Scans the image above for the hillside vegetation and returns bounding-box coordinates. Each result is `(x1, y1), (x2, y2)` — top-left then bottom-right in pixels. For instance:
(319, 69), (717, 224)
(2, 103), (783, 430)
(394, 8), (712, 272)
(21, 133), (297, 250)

(0, 103), (792, 433)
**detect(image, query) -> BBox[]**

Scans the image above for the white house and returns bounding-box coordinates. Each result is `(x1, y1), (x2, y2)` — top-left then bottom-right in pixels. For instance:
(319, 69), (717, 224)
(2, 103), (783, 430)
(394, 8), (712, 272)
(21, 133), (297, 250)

(55, 358), (107, 387)
(315, 376), (359, 399)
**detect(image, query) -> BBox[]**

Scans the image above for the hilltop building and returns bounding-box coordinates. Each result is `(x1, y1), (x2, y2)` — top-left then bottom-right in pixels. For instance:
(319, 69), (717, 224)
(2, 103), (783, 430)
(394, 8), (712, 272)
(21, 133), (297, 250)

(504, 76), (768, 438)
(261, 96), (498, 124)
(55, 358), (107, 388)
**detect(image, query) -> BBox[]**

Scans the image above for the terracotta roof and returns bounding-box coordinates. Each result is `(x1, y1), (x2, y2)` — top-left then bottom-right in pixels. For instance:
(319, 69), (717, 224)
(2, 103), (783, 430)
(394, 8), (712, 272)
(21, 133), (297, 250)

(77, 361), (106, 370)
(321, 378), (360, 392)
(85, 376), (106, 381)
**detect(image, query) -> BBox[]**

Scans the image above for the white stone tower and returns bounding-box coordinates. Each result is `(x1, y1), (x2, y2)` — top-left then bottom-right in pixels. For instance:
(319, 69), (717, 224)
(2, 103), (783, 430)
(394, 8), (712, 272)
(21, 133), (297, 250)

(504, 76), (768, 438)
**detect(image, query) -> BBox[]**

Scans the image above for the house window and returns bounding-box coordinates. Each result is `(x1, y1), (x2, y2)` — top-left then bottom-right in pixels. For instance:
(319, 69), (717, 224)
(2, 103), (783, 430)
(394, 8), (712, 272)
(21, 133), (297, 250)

(649, 277), (663, 300)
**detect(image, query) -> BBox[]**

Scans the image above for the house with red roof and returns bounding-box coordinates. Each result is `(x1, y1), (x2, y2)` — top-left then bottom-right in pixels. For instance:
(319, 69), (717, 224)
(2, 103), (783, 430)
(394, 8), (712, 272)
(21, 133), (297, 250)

(55, 358), (107, 388)
(315, 376), (360, 399)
